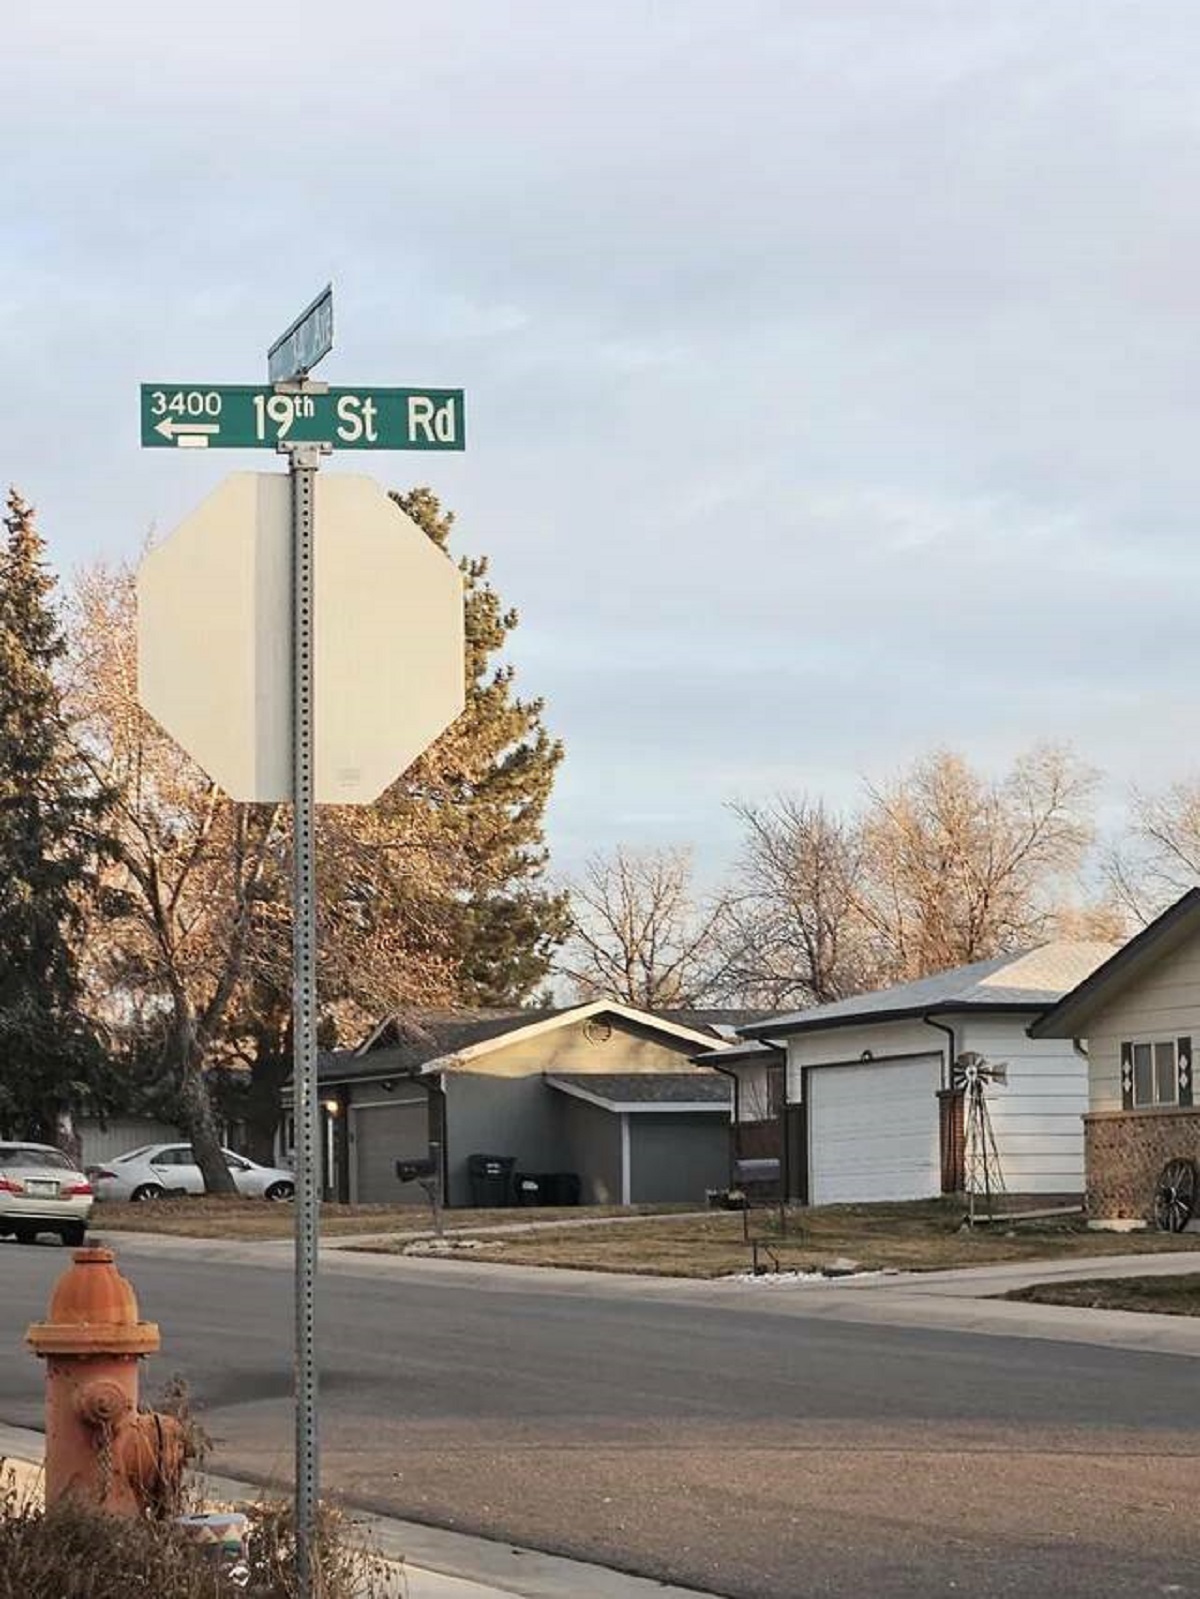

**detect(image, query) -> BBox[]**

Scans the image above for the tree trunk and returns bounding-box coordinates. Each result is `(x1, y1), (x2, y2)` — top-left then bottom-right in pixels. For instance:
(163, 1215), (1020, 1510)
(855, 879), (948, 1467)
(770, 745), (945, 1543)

(244, 1047), (291, 1166)
(53, 1105), (82, 1166)
(176, 1055), (238, 1196)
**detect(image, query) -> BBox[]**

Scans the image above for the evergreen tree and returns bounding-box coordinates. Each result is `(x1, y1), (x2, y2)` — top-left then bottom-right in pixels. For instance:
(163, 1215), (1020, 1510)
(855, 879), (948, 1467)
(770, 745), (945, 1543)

(0, 490), (111, 1148)
(212, 489), (567, 1158)
(387, 487), (568, 1005)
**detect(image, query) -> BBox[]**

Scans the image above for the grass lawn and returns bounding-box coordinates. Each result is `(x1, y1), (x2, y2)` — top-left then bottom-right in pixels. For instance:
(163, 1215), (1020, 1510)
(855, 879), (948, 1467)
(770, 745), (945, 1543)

(351, 1200), (1200, 1278)
(91, 1194), (1200, 1278)
(1006, 1272), (1200, 1316)
(89, 1197), (688, 1240)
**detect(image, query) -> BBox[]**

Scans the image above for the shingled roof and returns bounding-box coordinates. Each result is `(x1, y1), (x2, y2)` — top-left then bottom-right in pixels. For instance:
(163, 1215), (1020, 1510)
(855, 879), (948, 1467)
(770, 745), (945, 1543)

(545, 1073), (731, 1110)
(739, 942), (1117, 1040)
(315, 1002), (755, 1085)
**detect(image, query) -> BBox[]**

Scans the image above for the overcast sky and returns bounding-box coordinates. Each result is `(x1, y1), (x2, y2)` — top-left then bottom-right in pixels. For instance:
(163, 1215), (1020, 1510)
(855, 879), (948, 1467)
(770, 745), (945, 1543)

(5, 1), (1200, 879)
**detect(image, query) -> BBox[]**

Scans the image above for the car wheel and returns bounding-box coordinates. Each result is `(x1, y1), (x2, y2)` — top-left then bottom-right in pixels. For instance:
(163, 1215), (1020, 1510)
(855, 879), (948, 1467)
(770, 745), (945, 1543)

(265, 1181), (295, 1202)
(130, 1184), (166, 1202)
(60, 1223), (86, 1248)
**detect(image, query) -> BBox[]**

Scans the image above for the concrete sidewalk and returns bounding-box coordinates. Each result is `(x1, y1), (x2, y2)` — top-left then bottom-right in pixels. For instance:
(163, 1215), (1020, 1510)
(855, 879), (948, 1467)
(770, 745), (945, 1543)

(837, 1245), (1200, 1296)
(0, 1424), (721, 1599)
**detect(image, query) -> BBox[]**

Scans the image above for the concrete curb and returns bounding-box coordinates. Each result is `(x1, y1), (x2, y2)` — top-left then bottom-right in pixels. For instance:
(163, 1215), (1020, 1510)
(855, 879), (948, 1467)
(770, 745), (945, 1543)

(86, 1230), (1200, 1358)
(0, 1424), (722, 1599)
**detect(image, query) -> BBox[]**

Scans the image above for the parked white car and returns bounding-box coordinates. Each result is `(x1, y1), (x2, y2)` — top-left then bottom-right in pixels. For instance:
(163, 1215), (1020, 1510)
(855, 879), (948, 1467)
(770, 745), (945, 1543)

(0, 1142), (93, 1245)
(90, 1144), (295, 1202)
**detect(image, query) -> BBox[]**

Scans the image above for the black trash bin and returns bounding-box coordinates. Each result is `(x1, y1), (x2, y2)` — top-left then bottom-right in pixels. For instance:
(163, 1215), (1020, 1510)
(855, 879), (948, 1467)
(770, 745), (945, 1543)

(543, 1172), (582, 1206)
(514, 1172), (544, 1207)
(467, 1153), (516, 1209)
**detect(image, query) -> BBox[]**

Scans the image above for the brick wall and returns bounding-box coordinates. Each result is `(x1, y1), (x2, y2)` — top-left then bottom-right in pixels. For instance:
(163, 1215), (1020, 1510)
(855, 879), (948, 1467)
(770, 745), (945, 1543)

(1084, 1109), (1200, 1220)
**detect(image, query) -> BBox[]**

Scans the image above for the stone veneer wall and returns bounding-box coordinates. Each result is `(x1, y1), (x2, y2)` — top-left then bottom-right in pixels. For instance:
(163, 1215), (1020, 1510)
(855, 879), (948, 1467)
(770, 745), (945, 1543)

(1084, 1109), (1200, 1220)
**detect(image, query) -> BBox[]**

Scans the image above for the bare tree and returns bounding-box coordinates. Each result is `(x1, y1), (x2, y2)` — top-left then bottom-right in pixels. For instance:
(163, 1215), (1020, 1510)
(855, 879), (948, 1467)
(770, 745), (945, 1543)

(1106, 778), (1200, 925)
(65, 560), (277, 1194)
(858, 745), (1098, 979)
(66, 560), (466, 1180)
(722, 797), (877, 1007)
(723, 745), (1109, 1008)
(559, 846), (732, 1008)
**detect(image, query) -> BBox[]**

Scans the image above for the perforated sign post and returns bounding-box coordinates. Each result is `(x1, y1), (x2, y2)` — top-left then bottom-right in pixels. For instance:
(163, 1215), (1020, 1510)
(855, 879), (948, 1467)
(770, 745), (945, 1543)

(138, 285), (466, 1599)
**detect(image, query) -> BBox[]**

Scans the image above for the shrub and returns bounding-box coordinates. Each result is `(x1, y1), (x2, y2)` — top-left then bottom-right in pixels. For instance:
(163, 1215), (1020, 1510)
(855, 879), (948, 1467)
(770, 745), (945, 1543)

(0, 1466), (394, 1599)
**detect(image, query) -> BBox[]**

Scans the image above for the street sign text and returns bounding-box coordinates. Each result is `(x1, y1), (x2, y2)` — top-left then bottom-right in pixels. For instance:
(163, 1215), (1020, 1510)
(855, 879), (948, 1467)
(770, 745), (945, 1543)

(141, 385), (465, 450)
(267, 284), (334, 383)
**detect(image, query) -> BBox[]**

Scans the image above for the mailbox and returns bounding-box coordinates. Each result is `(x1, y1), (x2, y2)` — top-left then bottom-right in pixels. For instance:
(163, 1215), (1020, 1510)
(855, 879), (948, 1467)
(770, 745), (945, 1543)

(734, 1157), (782, 1187)
(396, 1155), (438, 1185)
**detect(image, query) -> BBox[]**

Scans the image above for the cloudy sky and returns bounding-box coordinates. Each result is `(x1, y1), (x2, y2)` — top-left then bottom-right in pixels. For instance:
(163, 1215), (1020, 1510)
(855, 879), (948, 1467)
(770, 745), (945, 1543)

(5, 1), (1200, 877)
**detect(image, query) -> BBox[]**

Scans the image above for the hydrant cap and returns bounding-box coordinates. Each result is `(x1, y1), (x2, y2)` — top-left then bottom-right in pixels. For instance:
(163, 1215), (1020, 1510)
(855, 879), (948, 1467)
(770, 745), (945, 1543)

(27, 1247), (161, 1357)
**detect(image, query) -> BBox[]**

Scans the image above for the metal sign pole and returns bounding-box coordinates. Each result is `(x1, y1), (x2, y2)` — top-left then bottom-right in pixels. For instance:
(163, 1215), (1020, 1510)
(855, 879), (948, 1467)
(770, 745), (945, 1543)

(138, 282), (465, 1599)
(284, 435), (328, 1596)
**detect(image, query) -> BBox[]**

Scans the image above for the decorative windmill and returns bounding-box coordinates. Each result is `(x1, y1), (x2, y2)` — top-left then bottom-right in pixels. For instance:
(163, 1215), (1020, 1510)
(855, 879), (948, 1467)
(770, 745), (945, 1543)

(952, 1051), (1008, 1224)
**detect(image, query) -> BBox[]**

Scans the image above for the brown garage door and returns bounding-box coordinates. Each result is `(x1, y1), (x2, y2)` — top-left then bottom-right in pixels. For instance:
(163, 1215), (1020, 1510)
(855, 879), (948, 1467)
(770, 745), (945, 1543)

(351, 1098), (430, 1204)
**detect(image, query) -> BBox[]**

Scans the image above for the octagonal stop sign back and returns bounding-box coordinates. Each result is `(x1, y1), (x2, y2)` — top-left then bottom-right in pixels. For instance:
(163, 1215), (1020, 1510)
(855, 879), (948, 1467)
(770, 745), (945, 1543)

(137, 473), (465, 804)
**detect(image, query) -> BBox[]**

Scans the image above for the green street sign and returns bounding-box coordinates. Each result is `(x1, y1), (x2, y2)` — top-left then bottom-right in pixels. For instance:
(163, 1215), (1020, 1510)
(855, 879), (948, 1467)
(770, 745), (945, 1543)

(140, 384), (465, 450)
(268, 284), (333, 383)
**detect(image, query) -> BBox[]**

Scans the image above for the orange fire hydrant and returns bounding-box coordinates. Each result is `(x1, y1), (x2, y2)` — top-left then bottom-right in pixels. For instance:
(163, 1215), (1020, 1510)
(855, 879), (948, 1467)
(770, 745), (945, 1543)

(26, 1246), (187, 1516)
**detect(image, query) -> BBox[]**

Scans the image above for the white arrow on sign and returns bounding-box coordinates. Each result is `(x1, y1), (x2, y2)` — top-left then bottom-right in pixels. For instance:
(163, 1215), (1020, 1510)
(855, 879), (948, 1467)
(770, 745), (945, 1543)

(154, 418), (220, 444)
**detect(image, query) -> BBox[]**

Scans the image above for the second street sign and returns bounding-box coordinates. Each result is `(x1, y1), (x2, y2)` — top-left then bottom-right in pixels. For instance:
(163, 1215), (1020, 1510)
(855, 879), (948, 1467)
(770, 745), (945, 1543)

(140, 384), (465, 450)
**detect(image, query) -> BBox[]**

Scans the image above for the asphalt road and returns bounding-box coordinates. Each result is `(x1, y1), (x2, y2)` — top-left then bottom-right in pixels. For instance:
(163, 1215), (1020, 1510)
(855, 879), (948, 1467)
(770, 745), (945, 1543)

(2, 1239), (1198, 1599)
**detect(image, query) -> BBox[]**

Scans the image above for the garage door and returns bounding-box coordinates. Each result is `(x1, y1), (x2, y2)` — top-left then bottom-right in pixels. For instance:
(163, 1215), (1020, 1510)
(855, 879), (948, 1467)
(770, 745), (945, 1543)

(628, 1114), (730, 1205)
(808, 1055), (941, 1205)
(351, 1098), (430, 1204)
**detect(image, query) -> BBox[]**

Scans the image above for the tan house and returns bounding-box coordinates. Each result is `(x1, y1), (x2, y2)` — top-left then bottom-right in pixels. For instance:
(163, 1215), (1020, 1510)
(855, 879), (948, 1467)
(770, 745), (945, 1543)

(1030, 889), (1200, 1225)
(289, 1002), (744, 1207)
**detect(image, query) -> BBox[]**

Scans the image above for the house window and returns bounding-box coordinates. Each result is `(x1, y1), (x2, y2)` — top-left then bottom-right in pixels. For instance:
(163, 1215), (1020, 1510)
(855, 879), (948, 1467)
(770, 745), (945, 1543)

(1122, 1037), (1192, 1110)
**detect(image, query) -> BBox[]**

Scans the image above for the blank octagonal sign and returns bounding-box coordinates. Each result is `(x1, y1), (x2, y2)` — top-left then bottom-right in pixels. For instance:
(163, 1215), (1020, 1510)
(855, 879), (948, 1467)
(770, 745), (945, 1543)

(137, 473), (465, 804)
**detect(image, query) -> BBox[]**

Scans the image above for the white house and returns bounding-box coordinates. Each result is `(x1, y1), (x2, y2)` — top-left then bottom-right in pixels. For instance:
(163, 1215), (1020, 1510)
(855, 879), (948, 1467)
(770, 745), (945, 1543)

(1030, 888), (1200, 1224)
(738, 943), (1115, 1206)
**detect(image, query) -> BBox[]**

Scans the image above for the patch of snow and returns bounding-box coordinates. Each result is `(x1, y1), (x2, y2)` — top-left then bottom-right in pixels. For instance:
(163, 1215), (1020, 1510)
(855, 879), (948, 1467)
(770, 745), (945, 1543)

(403, 1237), (502, 1256)
(724, 1268), (899, 1286)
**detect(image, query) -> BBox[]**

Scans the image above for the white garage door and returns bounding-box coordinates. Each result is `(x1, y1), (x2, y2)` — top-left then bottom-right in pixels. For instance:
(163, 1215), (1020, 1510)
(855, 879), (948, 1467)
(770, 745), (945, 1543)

(808, 1055), (941, 1205)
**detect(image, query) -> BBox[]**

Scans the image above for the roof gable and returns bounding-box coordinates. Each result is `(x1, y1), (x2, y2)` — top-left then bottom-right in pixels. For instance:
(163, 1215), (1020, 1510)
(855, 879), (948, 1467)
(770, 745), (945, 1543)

(1030, 889), (1200, 1038)
(342, 1001), (744, 1081)
(424, 1001), (731, 1073)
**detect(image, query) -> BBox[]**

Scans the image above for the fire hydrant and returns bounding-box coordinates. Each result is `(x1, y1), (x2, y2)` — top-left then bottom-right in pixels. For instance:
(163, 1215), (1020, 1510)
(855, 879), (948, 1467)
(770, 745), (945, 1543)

(26, 1246), (187, 1516)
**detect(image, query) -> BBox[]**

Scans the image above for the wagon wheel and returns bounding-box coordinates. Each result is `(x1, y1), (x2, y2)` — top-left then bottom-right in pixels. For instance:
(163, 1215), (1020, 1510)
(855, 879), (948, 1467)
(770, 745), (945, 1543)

(1153, 1158), (1197, 1233)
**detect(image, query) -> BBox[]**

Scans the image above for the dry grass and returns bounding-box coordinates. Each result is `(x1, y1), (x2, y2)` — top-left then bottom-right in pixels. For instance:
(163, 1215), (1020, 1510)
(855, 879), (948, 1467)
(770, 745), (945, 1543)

(0, 1378), (395, 1597)
(90, 1195), (688, 1240)
(1007, 1272), (1200, 1316)
(353, 1200), (1200, 1278)
(0, 1487), (392, 1599)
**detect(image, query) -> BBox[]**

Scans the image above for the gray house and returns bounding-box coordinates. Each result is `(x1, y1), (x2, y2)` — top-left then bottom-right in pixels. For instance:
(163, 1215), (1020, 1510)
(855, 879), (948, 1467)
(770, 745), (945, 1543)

(287, 1002), (740, 1207)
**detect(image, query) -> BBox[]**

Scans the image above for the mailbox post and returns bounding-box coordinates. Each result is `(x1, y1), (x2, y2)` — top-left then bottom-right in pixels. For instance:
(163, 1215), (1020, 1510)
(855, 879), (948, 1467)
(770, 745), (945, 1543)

(396, 1143), (444, 1237)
